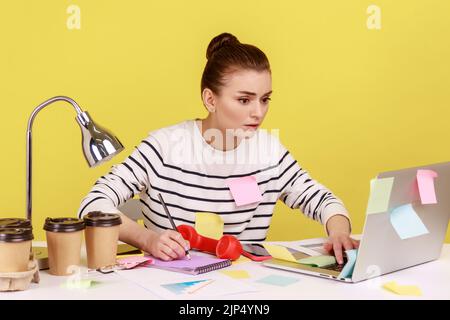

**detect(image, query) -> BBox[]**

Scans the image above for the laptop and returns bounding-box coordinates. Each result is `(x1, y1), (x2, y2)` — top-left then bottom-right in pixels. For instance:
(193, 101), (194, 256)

(263, 161), (450, 283)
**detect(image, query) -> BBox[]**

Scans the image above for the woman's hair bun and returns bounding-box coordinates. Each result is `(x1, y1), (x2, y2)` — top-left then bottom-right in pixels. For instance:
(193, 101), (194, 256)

(206, 32), (240, 60)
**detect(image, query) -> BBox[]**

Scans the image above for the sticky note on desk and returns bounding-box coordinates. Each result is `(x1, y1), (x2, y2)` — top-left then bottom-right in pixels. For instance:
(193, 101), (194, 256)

(417, 169), (438, 204)
(232, 256), (251, 265)
(298, 255), (336, 267)
(226, 176), (262, 206)
(366, 177), (394, 214)
(263, 244), (298, 263)
(62, 279), (98, 289)
(390, 204), (429, 240)
(257, 275), (299, 287)
(220, 270), (251, 279)
(195, 212), (224, 240)
(382, 281), (422, 296)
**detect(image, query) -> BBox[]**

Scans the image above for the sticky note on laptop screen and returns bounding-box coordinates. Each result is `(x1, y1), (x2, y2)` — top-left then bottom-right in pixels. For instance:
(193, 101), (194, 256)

(416, 169), (438, 204)
(390, 204), (429, 240)
(366, 177), (394, 214)
(195, 212), (224, 240)
(226, 176), (262, 206)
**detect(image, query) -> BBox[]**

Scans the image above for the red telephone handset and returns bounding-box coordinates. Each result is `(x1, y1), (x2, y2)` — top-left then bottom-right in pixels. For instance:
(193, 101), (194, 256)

(177, 225), (273, 262)
(177, 225), (242, 260)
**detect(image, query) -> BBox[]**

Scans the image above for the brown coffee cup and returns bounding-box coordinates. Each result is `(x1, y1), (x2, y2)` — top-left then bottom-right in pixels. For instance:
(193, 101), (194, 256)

(0, 218), (32, 229)
(83, 212), (122, 269)
(43, 217), (85, 276)
(0, 228), (33, 273)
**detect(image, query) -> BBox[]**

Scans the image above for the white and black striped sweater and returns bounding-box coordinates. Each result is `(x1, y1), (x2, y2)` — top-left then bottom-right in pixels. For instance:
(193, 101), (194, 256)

(77, 120), (349, 241)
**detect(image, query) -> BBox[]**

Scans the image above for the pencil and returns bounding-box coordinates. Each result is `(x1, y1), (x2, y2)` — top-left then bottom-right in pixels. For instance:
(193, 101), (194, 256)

(157, 193), (191, 260)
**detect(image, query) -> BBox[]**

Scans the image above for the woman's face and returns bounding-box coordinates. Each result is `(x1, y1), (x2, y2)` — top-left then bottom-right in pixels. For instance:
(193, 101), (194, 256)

(210, 69), (272, 136)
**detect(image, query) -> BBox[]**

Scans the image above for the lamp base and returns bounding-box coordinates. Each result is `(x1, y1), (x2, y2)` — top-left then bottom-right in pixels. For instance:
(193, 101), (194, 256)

(32, 246), (49, 270)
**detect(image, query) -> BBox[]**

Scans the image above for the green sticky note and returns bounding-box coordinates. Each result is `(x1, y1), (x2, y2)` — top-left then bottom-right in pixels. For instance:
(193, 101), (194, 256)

(62, 279), (99, 289)
(298, 255), (336, 267)
(366, 177), (394, 214)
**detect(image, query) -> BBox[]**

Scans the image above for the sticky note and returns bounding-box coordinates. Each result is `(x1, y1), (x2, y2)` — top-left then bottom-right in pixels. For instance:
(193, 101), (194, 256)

(62, 279), (97, 289)
(195, 212), (224, 240)
(257, 275), (299, 287)
(263, 244), (298, 263)
(417, 170), (438, 204)
(382, 281), (422, 296)
(232, 256), (251, 265)
(220, 270), (251, 279)
(390, 204), (429, 240)
(338, 249), (358, 279)
(298, 255), (336, 267)
(366, 177), (394, 214)
(116, 256), (153, 269)
(226, 176), (262, 206)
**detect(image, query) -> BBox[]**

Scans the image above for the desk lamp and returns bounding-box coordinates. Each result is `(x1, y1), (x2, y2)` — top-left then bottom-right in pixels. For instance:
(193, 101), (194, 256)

(26, 96), (124, 269)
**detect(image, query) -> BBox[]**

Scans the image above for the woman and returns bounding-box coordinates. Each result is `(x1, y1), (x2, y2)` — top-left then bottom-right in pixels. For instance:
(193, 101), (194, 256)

(78, 32), (359, 264)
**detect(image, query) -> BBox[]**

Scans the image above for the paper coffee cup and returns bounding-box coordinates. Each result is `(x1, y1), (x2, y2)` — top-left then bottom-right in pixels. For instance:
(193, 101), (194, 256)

(83, 212), (122, 269)
(44, 217), (85, 276)
(0, 228), (33, 273)
(0, 218), (32, 229)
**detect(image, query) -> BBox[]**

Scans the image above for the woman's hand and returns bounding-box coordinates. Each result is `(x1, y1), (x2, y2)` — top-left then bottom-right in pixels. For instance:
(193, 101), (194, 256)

(323, 214), (359, 264)
(144, 229), (190, 261)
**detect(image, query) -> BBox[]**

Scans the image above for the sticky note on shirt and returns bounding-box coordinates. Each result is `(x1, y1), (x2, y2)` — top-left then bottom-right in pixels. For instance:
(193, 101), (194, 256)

(263, 244), (298, 263)
(298, 255), (336, 267)
(417, 169), (438, 204)
(195, 212), (224, 240)
(220, 270), (251, 279)
(226, 176), (262, 206)
(382, 281), (422, 296)
(257, 275), (300, 287)
(390, 204), (429, 240)
(338, 249), (358, 279)
(366, 177), (394, 214)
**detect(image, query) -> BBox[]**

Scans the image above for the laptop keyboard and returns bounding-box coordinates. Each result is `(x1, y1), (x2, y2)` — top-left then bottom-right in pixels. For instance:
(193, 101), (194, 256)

(324, 263), (345, 272)
(321, 256), (348, 272)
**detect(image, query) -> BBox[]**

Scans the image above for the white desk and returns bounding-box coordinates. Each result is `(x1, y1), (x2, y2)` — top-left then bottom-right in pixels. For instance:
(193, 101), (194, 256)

(2, 241), (450, 300)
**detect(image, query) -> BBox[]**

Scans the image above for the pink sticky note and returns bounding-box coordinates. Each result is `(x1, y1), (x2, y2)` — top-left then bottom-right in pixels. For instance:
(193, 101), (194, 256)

(417, 169), (438, 204)
(117, 256), (153, 270)
(226, 176), (262, 206)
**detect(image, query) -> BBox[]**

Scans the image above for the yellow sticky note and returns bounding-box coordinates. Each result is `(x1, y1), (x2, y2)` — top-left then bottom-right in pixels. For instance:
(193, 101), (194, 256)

(220, 270), (251, 279)
(232, 256), (251, 265)
(263, 244), (298, 263)
(382, 281), (422, 296)
(195, 212), (224, 240)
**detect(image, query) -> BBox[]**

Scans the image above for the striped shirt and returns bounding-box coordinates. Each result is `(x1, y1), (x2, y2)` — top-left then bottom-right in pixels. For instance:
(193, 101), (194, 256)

(77, 120), (349, 241)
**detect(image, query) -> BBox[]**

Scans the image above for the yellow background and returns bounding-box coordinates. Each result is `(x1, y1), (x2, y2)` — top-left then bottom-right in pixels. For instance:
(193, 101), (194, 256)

(0, 1), (448, 242)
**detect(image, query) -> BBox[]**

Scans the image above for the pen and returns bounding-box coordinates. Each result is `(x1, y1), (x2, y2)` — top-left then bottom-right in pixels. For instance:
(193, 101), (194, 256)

(157, 193), (191, 260)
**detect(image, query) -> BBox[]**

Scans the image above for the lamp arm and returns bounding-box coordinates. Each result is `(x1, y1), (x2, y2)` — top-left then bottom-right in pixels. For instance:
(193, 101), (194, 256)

(26, 96), (84, 221)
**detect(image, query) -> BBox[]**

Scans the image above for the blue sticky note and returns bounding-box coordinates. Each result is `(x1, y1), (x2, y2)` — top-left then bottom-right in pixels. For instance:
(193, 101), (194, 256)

(256, 275), (299, 287)
(390, 204), (429, 240)
(338, 249), (358, 279)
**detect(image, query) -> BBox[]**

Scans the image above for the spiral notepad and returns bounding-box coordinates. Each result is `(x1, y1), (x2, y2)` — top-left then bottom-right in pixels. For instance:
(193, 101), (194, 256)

(148, 255), (231, 275)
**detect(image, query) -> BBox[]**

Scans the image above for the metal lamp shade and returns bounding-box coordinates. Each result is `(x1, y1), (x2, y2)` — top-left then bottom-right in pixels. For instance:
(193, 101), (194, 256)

(76, 111), (124, 167)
